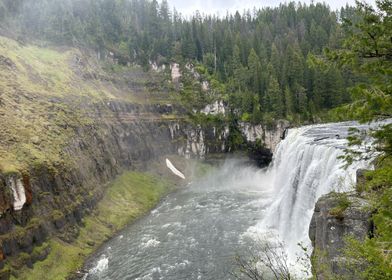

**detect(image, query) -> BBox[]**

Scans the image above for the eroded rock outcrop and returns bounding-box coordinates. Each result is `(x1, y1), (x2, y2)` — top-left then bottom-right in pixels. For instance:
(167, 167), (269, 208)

(239, 120), (289, 152)
(309, 191), (373, 279)
(168, 121), (230, 159)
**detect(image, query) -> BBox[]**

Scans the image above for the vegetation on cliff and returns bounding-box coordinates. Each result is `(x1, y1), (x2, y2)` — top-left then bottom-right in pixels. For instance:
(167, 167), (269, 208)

(12, 171), (170, 280)
(0, 36), (92, 174)
(317, 0), (392, 278)
(0, 33), (178, 174)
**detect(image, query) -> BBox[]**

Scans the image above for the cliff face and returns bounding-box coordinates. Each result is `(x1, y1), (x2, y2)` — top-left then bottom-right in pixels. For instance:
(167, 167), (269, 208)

(239, 120), (289, 152)
(309, 185), (373, 278)
(0, 104), (159, 269)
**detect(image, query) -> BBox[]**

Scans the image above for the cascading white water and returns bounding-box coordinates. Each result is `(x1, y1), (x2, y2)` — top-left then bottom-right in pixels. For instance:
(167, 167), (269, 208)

(247, 122), (377, 274)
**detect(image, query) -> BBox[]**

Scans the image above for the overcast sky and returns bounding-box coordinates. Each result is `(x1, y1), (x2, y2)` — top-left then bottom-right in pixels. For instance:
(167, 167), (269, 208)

(165, 0), (376, 17)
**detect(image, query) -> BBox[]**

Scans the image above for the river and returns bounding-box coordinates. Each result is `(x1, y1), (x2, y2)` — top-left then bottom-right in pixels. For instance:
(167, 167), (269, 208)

(83, 121), (381, 280)
(84, 159), (271, 279)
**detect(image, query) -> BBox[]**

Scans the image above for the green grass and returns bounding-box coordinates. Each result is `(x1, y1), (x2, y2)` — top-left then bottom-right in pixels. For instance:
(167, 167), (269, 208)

(0, 35), (183, 174)
(328, 192), (352, 218)
(12, 171), (170, 280)
(0, 36), (100, 173)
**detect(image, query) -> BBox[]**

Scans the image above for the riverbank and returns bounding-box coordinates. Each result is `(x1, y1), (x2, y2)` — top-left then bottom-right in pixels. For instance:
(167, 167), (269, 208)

(10, 169), (172, 280)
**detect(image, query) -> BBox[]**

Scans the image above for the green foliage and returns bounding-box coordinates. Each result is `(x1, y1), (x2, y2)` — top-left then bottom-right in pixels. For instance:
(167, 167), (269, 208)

(14, 171), (170, 280)
(339, 158), (392, 279)
(373, 124), (392, 159)
(227, 116), (246, 151)
(365, 158), (392, 240)
(310, 249), (335, 279)
(203, 53), (215, 75)
(328, 193), (352, 218)
(0, 0), (355, 123)
(321, 2), (392, 278)
(326, 1), (392, 122)
(341, 237), (392, 280)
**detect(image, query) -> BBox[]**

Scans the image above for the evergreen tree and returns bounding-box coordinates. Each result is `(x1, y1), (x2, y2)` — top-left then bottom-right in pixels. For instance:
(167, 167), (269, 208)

(247, 48), (261, 94)
(0, 0), (358, 122)
(266, 76), (284, 118)
(284, 86), (294, 117)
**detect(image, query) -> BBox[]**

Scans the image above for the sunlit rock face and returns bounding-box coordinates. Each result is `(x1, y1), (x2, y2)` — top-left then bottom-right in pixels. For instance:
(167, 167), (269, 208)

(0, 174), (33, 218)
(171, 63), (181, 84)
(168, 119), (289, 161)
(200, 101), (226, 116)
(239, 120), (289, 151)
(168, 122), (228, 159)
(201, 80), (209, 91)
(150, 61), (166, 73)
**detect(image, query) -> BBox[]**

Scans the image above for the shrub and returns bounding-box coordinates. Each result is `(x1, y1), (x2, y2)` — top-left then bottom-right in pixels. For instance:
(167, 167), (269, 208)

(329, 193), (351, 219)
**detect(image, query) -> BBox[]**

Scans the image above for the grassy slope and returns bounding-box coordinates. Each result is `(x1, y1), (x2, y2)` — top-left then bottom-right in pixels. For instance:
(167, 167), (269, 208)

(0, 36), (104, 174)
(13, 171), (170, 280)
(0, 36), (177, 175)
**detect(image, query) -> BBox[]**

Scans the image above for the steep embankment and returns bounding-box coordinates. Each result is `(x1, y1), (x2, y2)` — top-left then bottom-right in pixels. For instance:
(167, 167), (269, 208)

(310, 161), (392, 279)
(309, 188), (373, 279)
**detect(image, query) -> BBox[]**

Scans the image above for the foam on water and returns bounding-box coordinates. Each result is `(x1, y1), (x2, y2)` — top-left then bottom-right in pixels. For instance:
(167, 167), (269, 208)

(89, 255), (109, 275)
(140, 237), (161, 249)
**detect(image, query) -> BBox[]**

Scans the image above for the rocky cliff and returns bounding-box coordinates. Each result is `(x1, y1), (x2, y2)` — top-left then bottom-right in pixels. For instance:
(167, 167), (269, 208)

(239, 120), (289, 152)
(309, 171), (374, 279)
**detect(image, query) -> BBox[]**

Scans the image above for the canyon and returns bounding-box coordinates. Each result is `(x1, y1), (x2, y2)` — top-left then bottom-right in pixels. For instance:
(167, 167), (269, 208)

(0, 36), (289, 279)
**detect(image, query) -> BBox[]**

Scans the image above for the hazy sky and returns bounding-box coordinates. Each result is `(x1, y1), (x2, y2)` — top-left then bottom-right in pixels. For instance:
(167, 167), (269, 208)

(165, 0), (376, 17)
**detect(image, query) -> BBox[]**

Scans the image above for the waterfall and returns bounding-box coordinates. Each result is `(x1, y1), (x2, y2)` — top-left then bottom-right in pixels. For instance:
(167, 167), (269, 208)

(247, 122), (376, 274)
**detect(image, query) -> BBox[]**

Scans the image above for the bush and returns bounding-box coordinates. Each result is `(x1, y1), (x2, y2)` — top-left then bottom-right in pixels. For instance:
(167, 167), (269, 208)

(329, 193), (351, 218)
(232, 239), (293, 280)
(341, 237), (392, 280)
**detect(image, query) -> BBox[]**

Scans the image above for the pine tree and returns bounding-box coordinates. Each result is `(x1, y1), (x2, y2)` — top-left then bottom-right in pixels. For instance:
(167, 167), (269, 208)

(284, 43), (304, 90)
(247, 48), (261, 94)
(266, 76), (284, 118)
(284, 86), (294, 117)
(294, 83), (308, 116)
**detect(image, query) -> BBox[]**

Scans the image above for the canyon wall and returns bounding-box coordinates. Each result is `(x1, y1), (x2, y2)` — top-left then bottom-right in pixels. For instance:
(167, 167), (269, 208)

(309, 170), (373, 279)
